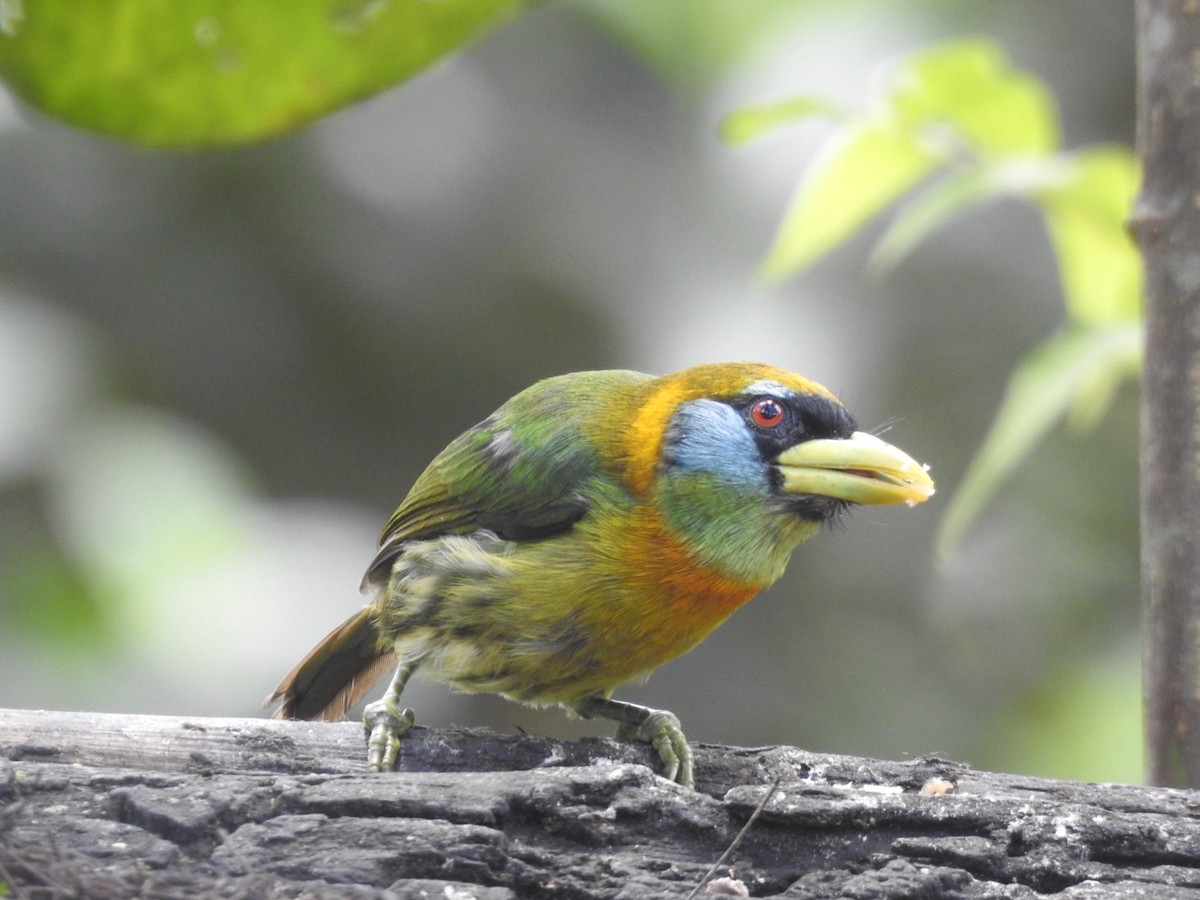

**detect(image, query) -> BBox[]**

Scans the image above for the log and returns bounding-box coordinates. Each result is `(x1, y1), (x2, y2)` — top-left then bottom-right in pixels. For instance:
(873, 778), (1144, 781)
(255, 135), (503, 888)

(0, 707), (1197, 898)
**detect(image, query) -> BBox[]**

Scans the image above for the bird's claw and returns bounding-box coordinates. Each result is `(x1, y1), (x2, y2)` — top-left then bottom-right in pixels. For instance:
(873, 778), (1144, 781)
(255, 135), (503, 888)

(363, 698), (415, 772)
(618, 709), (695, 789)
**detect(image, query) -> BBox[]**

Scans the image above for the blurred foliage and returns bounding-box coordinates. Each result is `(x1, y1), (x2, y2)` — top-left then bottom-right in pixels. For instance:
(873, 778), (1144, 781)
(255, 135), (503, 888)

(576, 0), (826, 82)
(725, 39), (1142, 555)
(0, 0), (538, 146)
(981, 639), (1142, 784)
(1, 533), (106, 649)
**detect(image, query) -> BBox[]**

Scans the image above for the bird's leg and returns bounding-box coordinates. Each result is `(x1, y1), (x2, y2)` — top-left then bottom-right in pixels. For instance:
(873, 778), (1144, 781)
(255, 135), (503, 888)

(575, 695), (695, 788)
(363, 659), (419, 772)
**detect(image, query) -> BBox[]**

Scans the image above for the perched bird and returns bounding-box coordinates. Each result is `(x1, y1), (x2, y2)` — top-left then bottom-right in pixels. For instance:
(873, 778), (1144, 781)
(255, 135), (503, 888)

(269, 362), (933, 787)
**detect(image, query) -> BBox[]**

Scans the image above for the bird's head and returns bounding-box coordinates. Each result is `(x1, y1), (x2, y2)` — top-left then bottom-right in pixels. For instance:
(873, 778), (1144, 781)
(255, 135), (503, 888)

(615, 362), (934, 583)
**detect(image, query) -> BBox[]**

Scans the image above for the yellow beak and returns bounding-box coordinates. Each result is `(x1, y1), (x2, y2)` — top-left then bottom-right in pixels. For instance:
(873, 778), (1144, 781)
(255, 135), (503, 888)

(777, 431), (935, 507)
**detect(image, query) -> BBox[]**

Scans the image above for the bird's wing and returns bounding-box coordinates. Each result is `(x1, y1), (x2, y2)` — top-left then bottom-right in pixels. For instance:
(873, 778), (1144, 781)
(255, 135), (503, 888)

(362, 371), (646, 587)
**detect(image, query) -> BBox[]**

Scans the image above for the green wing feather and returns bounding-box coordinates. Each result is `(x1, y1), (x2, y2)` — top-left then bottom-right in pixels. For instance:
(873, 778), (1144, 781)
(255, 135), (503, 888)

(362, 370), (649, 587)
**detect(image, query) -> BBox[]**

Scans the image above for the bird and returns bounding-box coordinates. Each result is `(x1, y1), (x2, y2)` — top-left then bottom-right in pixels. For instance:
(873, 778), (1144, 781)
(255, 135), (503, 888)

(268, 362), (934, 788)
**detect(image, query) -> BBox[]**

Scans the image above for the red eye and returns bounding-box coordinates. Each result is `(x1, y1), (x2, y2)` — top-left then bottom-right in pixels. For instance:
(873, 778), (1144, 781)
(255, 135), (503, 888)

(750, 398), (786, 428)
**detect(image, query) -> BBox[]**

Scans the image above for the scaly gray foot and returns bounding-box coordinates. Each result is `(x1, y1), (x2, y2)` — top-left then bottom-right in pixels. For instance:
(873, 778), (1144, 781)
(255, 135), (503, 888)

(576, 695), (695, 788)
(616, 709), (694, 788)
(363, 698), (415, 772)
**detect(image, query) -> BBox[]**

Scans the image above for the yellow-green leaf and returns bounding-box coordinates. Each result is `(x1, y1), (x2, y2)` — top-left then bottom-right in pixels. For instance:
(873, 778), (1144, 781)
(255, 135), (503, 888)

(892, 38), (1060, 158)
(0, 0), (537, 147)
(760, 120), (937, 281)
(719, 94), (843, 145)
(937, 323), (1141, 557)
(579, 0), (818, 84)
(1035, 147), (1142, 325)
(868, 169), (993, 274)
(868, 156), (1077, 274)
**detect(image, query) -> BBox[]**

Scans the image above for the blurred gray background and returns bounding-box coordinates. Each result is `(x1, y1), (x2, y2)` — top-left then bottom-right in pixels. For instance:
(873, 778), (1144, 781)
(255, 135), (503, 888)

(0, 1), (1138, 782)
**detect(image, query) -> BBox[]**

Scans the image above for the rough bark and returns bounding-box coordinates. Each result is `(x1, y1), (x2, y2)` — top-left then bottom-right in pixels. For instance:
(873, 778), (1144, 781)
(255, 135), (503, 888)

(1, 709), (1199, 899)
(1135, 0), (1200, 787)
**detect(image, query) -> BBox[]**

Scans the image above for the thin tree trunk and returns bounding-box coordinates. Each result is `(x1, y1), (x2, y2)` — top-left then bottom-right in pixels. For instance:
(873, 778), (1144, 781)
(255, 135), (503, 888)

(1135, 0), (1200, 786)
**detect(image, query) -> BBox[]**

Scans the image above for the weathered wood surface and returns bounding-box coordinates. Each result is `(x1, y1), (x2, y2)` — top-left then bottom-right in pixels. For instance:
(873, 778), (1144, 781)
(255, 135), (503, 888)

(1, 707), (1198, 898)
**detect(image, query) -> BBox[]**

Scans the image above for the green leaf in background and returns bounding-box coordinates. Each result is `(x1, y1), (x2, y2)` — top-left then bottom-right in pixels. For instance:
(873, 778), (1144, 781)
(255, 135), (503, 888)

(869, 147), (1140, 324)
(48, 405), (257, 609)
(936, 323), (1141, 558)
(1036, 148), (1142, 326)
(760, 120), (937, 281)
(867, 168), (994, 274)
(890, 39), (1059, 158)
(578, 0), (820, 84)
(0, 536), (111, 651)
(731, 35), (1142, 552)
(719, 94), (844, 146)
(867, 155), (1074, 274)
(746, 37), (1061, 282)
(982, 640), (1141, 784)
(0, 0), (537, 147)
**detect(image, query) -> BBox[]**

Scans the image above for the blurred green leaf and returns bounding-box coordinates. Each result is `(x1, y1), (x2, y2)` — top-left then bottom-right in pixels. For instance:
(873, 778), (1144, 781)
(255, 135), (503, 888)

(891, 39), (1059, 158)
(578, 0), (823, 83)
(868, 156), (1075, 274)
(0, 0), (537, 147)
(760, 120), (937, 281)
(871, 147), (1140, 329)
(1036, 148), (1142, 325)
(49, 406), (257, 608)
(937, 323), (1141, 558)
(747, 37), (1062, 282)
(719, 94), (844, 145)
(982, 642), (1142, 783)
(732, 37), (1141, 555)
(0, 537), (111, 650)
(868, 169), (993, 274)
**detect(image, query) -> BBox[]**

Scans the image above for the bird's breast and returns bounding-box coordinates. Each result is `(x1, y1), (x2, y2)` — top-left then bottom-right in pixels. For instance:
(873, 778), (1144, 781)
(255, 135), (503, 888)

(375, 505), (766, 705)
(569, 504), (766, 672)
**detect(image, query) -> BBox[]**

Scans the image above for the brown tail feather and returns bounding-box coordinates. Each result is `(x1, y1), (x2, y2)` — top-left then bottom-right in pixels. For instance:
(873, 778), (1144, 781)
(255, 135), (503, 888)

(267, 607), (394, 721)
